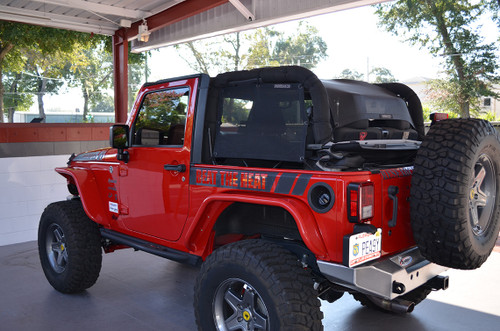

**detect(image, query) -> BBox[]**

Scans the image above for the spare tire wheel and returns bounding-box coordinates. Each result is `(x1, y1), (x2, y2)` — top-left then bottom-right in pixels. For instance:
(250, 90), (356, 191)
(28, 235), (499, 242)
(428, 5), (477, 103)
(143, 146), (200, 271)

(411, 119), (500, 269)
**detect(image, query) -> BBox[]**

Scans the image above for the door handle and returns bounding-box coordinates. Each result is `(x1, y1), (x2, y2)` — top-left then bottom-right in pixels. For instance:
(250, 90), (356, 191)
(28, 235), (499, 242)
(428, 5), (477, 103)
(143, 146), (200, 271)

(387, 186), (399, 228)
(164, 164), (186, 172)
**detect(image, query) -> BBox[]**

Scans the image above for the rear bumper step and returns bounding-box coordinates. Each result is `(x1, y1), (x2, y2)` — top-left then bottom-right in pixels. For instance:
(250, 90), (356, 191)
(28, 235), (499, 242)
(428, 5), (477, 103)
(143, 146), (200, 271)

(317, 246), (448, 300)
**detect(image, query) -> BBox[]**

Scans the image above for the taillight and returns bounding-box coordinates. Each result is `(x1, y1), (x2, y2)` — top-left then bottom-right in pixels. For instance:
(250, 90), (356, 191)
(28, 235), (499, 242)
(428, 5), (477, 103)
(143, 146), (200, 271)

(347, 182), (374, 223)
(430, 112), (448, 125)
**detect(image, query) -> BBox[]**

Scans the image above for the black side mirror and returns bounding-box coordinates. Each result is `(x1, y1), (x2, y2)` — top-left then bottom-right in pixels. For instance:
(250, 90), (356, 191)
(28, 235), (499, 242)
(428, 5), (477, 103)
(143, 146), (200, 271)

(110, 125), (130, 162)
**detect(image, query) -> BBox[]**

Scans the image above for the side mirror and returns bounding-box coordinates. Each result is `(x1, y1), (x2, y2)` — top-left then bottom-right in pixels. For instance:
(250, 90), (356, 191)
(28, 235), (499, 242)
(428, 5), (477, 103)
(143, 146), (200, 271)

(110, 124), (129, 149)
(110, 125), (130, 162)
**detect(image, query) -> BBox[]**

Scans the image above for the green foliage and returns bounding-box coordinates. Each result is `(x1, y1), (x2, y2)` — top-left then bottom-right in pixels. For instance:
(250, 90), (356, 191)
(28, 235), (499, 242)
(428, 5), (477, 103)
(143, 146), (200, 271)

(482, 0), (500, 30)
(424, 78), (499, 120)
(271, 23), (327, 69)
(422, 105), (432, 122)
(69, 41), (113, 119)
(336, 67), (397, 83)
(136, 89), (188, 133)
(91, 94), (114, 113)
(480, 111), (499, 121)
(3, 72), (34, 121)
(370, 67), (397, 83)
(337, 69), (364, 80)
(425, 79), (469, 116)
(0, 22), (103, 122)
(246, 28), (280, 69)
(177, 22), (328, 75)
(375, 0), (500, 118)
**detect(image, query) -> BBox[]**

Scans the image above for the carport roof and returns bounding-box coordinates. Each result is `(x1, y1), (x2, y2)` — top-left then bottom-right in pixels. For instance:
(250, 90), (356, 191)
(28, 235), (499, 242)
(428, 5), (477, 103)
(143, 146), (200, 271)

(0, 0), (185, 35)
(1, 0), (389, 50)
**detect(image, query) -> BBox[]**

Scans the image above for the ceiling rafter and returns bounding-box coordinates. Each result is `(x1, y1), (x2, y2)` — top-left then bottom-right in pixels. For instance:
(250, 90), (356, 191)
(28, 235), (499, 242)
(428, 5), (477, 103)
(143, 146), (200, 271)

(31, 0), (151, 19)
(0, 4), (116, 35)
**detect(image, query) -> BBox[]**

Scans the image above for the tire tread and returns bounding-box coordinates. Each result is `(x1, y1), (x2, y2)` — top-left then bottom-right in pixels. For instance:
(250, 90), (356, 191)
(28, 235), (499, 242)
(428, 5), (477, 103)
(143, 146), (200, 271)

(194, 240), (323, 330)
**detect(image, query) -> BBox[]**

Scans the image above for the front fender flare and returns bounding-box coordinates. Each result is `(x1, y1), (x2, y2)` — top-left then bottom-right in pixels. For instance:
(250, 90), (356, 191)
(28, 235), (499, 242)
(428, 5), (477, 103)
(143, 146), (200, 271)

(56, 167), (110, 226)
(184, 193), (329, 260)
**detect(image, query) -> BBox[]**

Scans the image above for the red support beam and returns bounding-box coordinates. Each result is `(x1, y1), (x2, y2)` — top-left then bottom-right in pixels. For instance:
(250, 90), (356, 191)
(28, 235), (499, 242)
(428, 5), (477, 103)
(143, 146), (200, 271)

(113, 30), (129, 124)
(111, 0), (229, 123)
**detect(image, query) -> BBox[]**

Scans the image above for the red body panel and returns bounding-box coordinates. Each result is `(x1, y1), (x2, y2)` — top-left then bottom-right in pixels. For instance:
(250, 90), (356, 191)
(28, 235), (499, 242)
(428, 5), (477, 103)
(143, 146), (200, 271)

(58, 75), (416, 265)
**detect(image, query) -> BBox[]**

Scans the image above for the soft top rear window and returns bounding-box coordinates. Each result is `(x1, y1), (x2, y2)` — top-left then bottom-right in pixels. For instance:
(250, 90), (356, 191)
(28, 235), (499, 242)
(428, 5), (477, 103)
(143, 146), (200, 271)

(213, 83), (307, 163)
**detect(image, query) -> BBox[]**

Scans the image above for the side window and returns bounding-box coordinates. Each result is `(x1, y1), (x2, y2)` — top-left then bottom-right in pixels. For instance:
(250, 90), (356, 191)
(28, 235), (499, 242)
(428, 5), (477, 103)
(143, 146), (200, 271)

(133, 87), (189, 146)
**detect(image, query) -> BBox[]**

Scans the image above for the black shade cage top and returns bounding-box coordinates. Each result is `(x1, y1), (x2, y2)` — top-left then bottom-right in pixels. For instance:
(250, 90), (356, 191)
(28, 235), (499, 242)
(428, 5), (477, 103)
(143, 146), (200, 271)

(213, 83), (307, 163)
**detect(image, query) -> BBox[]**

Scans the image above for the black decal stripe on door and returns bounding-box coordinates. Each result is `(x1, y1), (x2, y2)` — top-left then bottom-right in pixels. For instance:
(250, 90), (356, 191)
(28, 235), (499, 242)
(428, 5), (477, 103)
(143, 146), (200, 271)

(274, 173), (298, 194)
(291, 174), (312, 196)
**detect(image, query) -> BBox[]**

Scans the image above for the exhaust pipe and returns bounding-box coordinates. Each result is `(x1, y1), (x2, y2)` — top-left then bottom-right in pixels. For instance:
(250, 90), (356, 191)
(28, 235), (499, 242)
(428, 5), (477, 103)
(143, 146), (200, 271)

(367, 296), (415, 314)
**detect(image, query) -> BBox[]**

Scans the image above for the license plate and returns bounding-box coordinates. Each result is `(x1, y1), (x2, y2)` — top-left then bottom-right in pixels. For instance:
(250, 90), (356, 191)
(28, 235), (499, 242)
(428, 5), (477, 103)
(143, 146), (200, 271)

(348, 229), (382, 267)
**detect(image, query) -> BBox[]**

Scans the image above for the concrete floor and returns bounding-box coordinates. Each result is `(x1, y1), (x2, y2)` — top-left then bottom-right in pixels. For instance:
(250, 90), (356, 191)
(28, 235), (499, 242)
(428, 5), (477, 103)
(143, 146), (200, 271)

(1, 241), (499, 331)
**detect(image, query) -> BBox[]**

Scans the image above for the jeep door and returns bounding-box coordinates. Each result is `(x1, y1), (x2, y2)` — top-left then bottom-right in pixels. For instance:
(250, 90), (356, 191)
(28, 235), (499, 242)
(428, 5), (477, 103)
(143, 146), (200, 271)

(117, 79), (197, 241)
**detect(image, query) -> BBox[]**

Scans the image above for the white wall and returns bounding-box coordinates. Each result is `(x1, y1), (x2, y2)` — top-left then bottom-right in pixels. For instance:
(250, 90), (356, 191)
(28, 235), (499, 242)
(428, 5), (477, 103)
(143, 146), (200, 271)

(0, 155), (70, 246)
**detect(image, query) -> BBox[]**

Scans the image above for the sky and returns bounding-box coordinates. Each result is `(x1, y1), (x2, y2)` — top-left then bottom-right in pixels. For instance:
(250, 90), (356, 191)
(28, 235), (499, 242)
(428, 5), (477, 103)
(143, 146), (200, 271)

(147, 5), (444, 83)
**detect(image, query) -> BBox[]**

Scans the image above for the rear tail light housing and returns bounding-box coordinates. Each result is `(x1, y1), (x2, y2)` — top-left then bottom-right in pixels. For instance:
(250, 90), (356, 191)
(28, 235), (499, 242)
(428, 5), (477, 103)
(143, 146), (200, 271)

(347, 182), (374, 223)
(430, 112), (448, 125)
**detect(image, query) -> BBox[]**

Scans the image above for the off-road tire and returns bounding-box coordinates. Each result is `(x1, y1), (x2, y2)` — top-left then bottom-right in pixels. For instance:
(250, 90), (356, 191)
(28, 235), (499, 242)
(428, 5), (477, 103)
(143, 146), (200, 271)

(411, 119), (500, 269)
(38, 200), (102, 293)
(194, 240), (323, 331)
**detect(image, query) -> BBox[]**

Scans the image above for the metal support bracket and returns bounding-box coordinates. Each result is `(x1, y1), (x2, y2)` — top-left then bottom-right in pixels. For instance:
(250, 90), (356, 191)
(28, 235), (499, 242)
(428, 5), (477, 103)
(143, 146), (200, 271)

(229, 0), (255, 21)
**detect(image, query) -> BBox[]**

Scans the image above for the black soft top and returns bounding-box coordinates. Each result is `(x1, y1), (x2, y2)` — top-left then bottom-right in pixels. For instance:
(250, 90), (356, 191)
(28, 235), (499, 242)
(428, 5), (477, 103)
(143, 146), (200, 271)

(322, 79), (415, 129)
(213, 66), (332, 144)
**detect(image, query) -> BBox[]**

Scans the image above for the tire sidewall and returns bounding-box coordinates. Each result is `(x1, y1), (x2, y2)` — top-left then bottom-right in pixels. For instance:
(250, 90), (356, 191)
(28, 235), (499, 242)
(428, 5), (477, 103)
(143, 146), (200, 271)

(464, 135), (500, 254)
(38, 207), (73, 290)
(38, 201), (102, 293)
(411, 119), (500, 269)
(197, 260), (281, 331)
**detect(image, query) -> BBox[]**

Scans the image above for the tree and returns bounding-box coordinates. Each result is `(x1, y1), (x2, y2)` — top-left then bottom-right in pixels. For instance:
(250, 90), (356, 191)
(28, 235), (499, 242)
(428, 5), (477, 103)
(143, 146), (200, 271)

(337, 69), (364, 80)
(69, 42), (113, 121)
(370, 67), (397, 83)
(271, 23), (327, 69)
(23, 48), (70, 120)
(177, 22), (327, 75)
(375, 0), (500, 118)
(0, 22), (95, 122)
(3, 71), (34, 122)
(483, 0), (500, 30)
(246, 28), (280, 69)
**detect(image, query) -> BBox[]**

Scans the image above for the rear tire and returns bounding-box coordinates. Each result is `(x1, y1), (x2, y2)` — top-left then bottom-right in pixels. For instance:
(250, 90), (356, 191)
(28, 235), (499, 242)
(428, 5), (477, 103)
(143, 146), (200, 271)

(194, 240), (323, 330)
(411, 119), (500, 269)
(38, 200), (102, 293)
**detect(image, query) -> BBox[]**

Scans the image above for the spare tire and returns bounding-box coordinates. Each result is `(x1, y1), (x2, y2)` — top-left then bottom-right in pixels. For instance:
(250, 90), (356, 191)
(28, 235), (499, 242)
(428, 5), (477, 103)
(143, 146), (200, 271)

(411, 119), (500, 269)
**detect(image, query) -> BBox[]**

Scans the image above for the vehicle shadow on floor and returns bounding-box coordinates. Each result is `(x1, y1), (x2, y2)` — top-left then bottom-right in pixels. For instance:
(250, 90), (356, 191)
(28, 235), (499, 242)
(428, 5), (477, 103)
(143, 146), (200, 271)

(322, 295), (500, 331)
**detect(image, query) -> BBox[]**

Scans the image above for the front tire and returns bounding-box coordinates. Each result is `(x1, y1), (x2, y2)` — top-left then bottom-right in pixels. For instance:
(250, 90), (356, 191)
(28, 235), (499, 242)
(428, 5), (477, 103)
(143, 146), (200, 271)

(38, 200), (102, 293)
(194, 240), (323, 331)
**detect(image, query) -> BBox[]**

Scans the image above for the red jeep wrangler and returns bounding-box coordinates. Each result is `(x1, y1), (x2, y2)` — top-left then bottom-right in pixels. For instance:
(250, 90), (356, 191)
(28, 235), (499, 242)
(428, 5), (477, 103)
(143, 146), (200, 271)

(38, 66), (500, 330)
